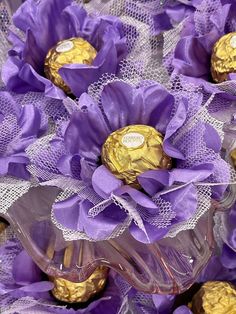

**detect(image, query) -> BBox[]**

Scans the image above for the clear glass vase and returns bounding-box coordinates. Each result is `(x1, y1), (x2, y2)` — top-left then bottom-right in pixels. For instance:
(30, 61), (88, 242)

(1, 185), (215, 295)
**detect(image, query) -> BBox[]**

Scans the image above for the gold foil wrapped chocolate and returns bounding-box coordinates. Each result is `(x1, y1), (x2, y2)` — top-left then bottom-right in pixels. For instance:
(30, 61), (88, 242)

(44, 37), (97, 93)
(230, 148), (236, 169)
(50, 266), (108, 303)
(0, 221), (6, 233)
(211, 32), (236, 83)
(190, 281), (236, 314)
(101, 125), (172, 188)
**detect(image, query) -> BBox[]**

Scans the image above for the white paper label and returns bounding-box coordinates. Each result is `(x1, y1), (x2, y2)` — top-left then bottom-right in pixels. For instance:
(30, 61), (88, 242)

(122, 132), (145, 148)
(230, 35), (236, 48)
(56, 40), (74, 53)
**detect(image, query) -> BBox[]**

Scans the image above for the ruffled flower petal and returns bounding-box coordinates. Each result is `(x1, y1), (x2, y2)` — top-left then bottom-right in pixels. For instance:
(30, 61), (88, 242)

(59, 40), (118, 97)
(53, 195), (126, 239)
(3, 0), (128, 99)
(13, 250), (44, 285)
(63, 94), (110, 160)
(138, 163), (214, 196)
(92, 165), (123, 199)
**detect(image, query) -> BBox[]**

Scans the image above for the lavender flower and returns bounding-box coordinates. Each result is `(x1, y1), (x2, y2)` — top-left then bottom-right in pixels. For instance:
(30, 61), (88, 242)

(38, 80), (230, 243)
(2, 0), (128, 99)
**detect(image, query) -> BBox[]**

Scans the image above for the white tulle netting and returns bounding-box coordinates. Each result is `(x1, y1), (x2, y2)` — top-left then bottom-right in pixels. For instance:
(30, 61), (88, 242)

(0, 0), (235, 245)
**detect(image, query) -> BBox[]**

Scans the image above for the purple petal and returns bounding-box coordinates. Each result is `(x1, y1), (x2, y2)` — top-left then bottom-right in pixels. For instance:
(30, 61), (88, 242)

(221, 244), (236, 269)
(129, 221), (169, 243)
(78, 201), (126, 239)
(172, 36), (211, 78)
(19, 63), (66, 99)
(53, 195), (82, 230)
(57, 154), (81, 179)
(22, 29), (45, 73)
(166, 4), (194, 24)
(59, 64), (100, 98)
(2, 57), (32, 94)
(92, 165), (123, 199)
(114, 185), (158, 209)
(152, 294), (175, 313)
(8, 158), (31, 180)
(8, 31), (24, 53)
(64, 94), (109, 159)
(53, 196), (125, 239)
(13, 0), (74, 54)
(163, 98), (188, 159)
(153, 12), (172, 35)
(142, 84), (175, 134)
(19, 281), (54, 293)
(59, 40), (118, 97)
(12, 250), (42, 285)
(139, 163), (214, 196)
(204, 123), (221, 153)
(162, 184), (198, 222)
(101, 81), (142, 131)
(210, 4), (231, 33)
(173, 306), (193, 314)
(0, 155), (30, 179)
(18, 105), (42, 138)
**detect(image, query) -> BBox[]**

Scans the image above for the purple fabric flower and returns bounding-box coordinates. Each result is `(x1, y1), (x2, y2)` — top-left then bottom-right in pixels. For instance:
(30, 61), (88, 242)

(170, 0), (236, 97)
(153, 0), (200, 35)
(0, 91), (46, 179)
(2, 0), (128, 99)
(0, 237), (122, 314)
(41, 80), (230, 243)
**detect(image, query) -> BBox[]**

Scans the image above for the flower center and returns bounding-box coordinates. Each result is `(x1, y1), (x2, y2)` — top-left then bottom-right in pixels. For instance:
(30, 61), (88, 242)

(101, 125), (172, 188)
(44, 37), (97, 93)
(50, 266), (108, 303)
(211, 32), (236, 83)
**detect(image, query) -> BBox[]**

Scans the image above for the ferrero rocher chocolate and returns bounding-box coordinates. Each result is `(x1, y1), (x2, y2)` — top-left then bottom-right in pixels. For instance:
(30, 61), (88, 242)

(101, 125), (172, 188)
(44, 37), (97, 93)
(50, 266), (108, 303)
(211, 32), (236, 83)
(189, 281), (236, 314)
(230, 148), (236, 169)
(0, 221), (6, 233)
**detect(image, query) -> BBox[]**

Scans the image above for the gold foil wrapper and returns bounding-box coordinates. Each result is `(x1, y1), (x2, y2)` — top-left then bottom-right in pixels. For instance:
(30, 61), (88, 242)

(101, 125), (172, 188)
(0, 221), (6, 233)
(44, 37), (97, 93)
(190, 281), (236, 314)
(211, 32), (236, 83)
(230, 148), (236, 169)
(50, 266), (108, 303)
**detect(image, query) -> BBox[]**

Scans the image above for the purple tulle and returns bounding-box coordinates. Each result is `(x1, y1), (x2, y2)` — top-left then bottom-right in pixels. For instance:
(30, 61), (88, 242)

(38, 80), (230, 243)
(2, 0), (128, 99)
(0, 91), (46, 179)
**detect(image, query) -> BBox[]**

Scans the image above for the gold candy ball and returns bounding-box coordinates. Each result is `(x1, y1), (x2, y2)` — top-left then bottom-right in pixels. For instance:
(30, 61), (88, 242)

(50, 266), (108, 304)
(190, 281), (236, 314)
(101, 125), (172, 188)
(0, 221), (7, 233)
(211, 32), (236, 83)
(44, 37), (97, 93)
(230, 148), (236, 169)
